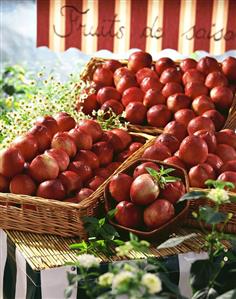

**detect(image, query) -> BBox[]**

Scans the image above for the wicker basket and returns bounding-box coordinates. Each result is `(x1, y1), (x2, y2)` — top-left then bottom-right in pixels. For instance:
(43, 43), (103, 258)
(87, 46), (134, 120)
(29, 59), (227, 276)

(104, 158), (190, 242)
(104, 136), (236, 234)
(79, 57), (236, 134)
(185, 188), (236, 233)
(0, 132), (154, 238)
(224, 109), (236, 131)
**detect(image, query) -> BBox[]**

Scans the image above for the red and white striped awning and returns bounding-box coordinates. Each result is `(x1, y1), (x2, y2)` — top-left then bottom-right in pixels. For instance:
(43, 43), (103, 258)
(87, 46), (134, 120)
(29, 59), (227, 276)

(37, 0), (236, 55)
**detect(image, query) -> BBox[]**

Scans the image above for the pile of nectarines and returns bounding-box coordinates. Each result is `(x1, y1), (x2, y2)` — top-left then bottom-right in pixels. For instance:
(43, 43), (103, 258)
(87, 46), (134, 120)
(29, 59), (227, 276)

(142, 129), (236, 192)
(0, 113), (145, 204)
(107, 161), (186, 230)
(78, 52), (236, 129)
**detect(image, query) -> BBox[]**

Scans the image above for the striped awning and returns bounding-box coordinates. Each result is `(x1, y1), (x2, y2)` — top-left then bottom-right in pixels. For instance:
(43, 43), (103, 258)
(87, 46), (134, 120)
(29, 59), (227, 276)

(37, 0), (236, 55)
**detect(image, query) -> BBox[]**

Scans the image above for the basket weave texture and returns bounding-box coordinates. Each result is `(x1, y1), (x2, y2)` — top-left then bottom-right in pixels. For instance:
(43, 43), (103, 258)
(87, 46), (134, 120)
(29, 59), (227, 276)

(185, 188), (236, 233)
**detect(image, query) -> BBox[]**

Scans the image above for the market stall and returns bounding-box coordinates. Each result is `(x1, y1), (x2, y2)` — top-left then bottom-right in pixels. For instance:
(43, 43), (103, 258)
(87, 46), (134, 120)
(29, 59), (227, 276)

(1, 1), (236, 299)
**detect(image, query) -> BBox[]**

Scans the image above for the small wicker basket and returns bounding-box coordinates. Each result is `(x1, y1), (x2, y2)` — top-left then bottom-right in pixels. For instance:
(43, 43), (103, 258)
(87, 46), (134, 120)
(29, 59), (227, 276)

(104, 158), (190, 241)
(104, 136), (236, 234)
(79, 57), (236, 133)
(0, 132), (154, 238)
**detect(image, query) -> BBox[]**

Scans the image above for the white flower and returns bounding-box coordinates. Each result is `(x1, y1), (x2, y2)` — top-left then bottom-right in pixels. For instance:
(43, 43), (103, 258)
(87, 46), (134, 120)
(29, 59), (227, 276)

(76, 254), (100, 269)
(121, 111), (126, 118)
(141, 273), (162, 294)
(112, 271), (135, 290)
(115, 241), (133, 256)
(207, 188), (230, 204)
(97, 109), (104, 117)
(98, 272), (114, 286)
(123, 263), (136, 272)
(92, 110), (97, 116)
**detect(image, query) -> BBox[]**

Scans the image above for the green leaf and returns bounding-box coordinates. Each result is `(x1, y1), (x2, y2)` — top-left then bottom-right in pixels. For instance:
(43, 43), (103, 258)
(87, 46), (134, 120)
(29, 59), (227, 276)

(199, 206), (227, 224)
(64, 285), (74, 298)
(146, 167), (159, 177)
(178, 191), (207, 202)
(205, 179), (235, 190)
(190, 259), (216, 290)
(69, 241), (88, 250)
(67, 272), (77, 285)
(130, 240), (149, 252)
(99, 227), (111, 240)
(164, 175), (181, 182)
(229, 195), (236, 203)
(206, 212), (227, 225)
(198, 206), (214, 220)
(107, 208), (117, 219)
(216, 289), (236, 299)
(158, 272), (182, 296)
(71, 274), (83, 284)
(192, 288), (218, 299)
(157, 233), (197, 249)
(160, 167), (176, 175)
(113, 239), (125, 246)
(99, 217), (106, 226)
(129, 232), (139, 242)
(102, 224), (120, 239)
(82, 216), (99, 225)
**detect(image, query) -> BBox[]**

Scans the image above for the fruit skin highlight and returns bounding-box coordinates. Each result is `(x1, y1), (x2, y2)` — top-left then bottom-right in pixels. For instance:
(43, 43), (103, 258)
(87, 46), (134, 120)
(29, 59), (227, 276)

(37, 179), (66, 200)
(144, 199), (175, 229)
(142, 143), (171, 161)
(114, 201), (143, 229)
(128, 51), (152, 72)
(29, 154), (59, 182)
(45, 149), (70, 172)
(109, 173), (133, 202)
(11, 134), (38, 161)
(0, 147), (25, 178)
(10, 174), (36, 195)
(179, 135), (208, 166)
(160, 181), (186, 204)
(133, 162), (160, 179)
(130, 173), (160, 206)
(188, 163), (215, 188)
(217, 172), (236, 193)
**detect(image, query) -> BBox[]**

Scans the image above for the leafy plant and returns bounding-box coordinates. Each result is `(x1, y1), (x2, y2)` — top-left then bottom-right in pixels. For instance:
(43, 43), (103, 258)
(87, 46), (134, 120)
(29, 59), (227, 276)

(115, 233), (150, 257)
(65, 214), (182, 298)
(1, 64), (33, 98)
(177, 179), (236, 298)
(66, 237), (182, 299)
(0, 64), (129, 148)
(146, 166), (181, 189)
(91, 108), (128, 130)
(69, 213), (124, 256)
(0, 66), (90, 149)
(65, 255), (166, 299)
(65, 179), (236, 299)
(69, 212), (150, 257)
